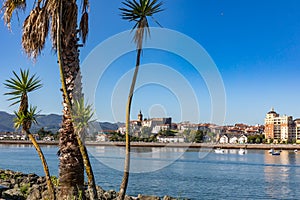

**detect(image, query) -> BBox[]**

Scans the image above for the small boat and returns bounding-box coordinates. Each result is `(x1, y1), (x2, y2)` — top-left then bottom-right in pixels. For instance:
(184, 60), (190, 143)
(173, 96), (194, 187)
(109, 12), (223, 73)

(238, 148), (245, 155)
(215, 148), (224, 154)
(294, 149), (298, 153)
(272, 151), (280, 156)
(268, 149), (274, 154)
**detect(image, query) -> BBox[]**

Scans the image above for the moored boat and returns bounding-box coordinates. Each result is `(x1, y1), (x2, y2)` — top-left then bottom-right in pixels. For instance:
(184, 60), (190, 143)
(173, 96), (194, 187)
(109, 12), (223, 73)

(238, 148), (246, 155)
(214, 148), (224, 154)
(271, 151), (280, 156)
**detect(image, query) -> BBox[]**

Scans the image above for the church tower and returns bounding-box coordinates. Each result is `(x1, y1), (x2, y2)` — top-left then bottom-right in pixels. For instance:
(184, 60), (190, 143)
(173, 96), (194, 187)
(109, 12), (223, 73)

(138, 110), (143, 122)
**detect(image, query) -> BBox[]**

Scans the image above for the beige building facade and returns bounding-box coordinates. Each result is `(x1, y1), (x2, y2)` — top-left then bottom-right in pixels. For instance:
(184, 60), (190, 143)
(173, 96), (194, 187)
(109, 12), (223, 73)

(264, 108), (299, 143)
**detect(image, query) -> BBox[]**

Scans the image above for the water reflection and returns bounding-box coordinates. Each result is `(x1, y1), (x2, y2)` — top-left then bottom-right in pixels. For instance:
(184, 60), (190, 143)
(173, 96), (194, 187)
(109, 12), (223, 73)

(88, 146), (188, 173)
(264, 150), (297, 199)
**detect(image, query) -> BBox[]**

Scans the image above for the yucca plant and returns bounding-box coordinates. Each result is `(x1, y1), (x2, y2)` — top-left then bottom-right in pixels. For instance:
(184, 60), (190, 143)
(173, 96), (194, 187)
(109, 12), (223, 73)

(118, 0), (163, 199)
(4, 69), (55, 200)
(72, 98), (97, 200)
(2, 0), (90, 198)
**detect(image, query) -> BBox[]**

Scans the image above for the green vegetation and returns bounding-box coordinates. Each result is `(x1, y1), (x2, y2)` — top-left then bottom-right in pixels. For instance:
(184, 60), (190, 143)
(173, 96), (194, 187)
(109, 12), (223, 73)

(20, 183), (30, 196)
(51, 176), (59, 187)
(247, 134), (265, 144)
(0, 173), (8, 180)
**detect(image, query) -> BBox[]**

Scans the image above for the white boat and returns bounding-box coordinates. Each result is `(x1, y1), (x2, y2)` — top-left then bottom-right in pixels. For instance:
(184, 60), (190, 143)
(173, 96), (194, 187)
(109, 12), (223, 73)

(268, 149), (274, 154)
(214, 148), (224, 154)
(238, 148), (245, 155)
(294, 149), (298, 153)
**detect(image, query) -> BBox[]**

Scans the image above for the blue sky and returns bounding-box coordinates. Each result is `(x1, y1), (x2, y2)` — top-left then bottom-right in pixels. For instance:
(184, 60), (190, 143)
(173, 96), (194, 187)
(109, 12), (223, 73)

(1, 0), (300, 125)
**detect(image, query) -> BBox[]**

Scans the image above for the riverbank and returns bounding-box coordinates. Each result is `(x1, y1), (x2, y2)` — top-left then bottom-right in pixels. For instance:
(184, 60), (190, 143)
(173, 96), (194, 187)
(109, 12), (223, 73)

(0, 140), (299, 150)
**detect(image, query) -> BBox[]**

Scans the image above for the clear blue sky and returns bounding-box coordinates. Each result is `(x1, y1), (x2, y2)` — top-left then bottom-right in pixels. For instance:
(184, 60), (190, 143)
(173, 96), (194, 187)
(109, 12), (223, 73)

(1, 0), (300, 125)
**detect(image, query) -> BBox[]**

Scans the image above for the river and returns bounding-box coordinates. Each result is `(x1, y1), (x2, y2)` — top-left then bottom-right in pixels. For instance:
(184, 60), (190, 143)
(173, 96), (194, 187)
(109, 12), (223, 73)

(1, 144), (300, 199)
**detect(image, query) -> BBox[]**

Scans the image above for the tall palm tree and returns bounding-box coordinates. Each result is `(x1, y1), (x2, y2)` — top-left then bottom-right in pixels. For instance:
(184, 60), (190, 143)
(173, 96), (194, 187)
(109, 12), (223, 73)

(2, 0), (90, 198)
(4, 69), (55, 200)
(72, 98), (97, 200)
(118, 0), (163, 199)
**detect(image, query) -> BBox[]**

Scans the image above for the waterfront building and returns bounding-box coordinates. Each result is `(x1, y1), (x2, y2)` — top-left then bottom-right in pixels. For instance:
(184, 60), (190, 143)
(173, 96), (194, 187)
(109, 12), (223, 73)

(219, 135), (229, 144)
(295, 119), (300, 142)
(117, 111), (172, 136)
(157, 135), (185, 143)
(238, 135), (248, 144)
(264, 108), (297, 143)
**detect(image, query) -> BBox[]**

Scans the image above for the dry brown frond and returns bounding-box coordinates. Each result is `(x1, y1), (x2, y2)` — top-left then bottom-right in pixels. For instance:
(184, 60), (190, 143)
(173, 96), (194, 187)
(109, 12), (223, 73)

(81, 0), (89, 13)
(62, 1), (78, 46)
(2, 0), (26, 29)
(79, 11), (88, 44)
(22, 5), (49, 59)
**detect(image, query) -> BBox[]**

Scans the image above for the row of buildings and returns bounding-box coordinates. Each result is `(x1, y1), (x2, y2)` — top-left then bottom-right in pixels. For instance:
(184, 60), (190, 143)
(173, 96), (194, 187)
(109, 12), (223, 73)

(113, 109), (300, 144)
(264, 108), (300, 143)
(4, 108), (299, 144)
(96, 111), (263, 143)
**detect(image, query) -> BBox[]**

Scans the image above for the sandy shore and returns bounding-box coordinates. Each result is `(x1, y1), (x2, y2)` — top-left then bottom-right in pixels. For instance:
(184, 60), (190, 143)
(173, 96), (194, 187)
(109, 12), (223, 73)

(1, 140), (300, 150)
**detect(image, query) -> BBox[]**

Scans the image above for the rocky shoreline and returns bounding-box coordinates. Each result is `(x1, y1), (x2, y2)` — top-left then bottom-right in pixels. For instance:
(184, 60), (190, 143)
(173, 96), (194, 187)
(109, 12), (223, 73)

(0, 169), (178, 200)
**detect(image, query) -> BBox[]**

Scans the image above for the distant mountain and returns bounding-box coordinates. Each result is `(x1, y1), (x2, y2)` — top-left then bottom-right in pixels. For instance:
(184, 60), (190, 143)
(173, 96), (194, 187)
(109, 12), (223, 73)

(0, 111), (120, 133)
(0, 111), (61, 133)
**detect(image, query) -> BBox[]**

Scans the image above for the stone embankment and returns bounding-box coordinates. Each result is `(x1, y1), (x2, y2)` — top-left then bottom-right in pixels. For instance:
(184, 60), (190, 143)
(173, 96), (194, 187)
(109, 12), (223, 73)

(0, 169), (178, 200)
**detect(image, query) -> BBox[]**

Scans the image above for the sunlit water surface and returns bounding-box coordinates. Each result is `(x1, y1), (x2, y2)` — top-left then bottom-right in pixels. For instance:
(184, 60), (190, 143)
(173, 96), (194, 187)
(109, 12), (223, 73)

(1, 144), (300, 199)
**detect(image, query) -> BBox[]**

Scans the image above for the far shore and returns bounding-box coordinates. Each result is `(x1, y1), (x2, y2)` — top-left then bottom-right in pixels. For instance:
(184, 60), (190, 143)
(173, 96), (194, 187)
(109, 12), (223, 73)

(1, 140), (300, 150)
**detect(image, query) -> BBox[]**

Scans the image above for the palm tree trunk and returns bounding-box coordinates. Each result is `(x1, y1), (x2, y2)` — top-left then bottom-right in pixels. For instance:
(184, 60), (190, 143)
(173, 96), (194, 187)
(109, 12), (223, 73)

(118, 48), (142, 200)
(56, 0), (84, 198)
(76, 134), (97, 200)
(27, 132), (55, 200)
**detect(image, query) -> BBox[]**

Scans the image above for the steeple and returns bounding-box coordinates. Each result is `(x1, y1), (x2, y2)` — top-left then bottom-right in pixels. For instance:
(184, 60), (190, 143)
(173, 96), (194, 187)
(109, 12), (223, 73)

(138, 110), (143, 122)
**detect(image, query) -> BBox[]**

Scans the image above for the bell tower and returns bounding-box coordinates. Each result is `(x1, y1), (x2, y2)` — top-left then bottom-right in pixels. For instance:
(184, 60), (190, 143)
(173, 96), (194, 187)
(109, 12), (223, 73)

(138, 110), (143, 122)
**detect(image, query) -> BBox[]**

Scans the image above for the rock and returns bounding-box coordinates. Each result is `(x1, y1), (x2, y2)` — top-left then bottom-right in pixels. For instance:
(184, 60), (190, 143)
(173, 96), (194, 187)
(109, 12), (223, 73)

(0, 182), (11, 188)
(37, 176), (46, 184)
(125, 195), (135, 200)
(2, 188), (25, 200)
(27, 187), (41, 200)
(103, 191), (112, 200)
(137, 194), (160, 200)
(10, 178), (16, 185)
(163, 196), (177, 200)
(108, 190), (117, 199)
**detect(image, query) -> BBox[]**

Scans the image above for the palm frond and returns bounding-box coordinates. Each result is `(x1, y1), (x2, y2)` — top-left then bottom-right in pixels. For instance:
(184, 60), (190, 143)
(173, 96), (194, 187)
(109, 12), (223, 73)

(79, 11), (88, 44)
(120, 0), (163, 49)
(22, 5), (49, 59)
(13, 105), (39, 130)
(2, 0), (26, 29)
(71, 98), (95, 136)
(81, 0), (89, 13)
(4, 69), (42, 106)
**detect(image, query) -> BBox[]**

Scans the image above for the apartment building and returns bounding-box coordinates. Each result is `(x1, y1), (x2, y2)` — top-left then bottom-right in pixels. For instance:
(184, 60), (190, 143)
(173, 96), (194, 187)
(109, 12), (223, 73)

(264, 108), (298, 143)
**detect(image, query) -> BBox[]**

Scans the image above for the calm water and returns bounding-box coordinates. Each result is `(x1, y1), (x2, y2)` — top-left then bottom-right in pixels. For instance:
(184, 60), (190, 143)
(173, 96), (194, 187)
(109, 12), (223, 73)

(1, 144), (300, 199)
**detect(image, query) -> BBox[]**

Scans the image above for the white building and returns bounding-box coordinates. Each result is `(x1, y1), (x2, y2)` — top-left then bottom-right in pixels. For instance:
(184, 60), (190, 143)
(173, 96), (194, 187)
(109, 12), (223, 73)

(238, 135), (248, 144)
(96, 134), (109, 142)
(229, 136), (238, 144)
(157, 136), (185, 143)
(219, 135), (229, 144)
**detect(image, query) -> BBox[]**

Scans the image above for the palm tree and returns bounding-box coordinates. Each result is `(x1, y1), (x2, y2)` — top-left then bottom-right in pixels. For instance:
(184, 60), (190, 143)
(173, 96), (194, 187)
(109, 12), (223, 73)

(2, 0), (90, 198)
(72, 98), (97, 200)
(4, 69), (55, 200)
(118, 0), (163, 199)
